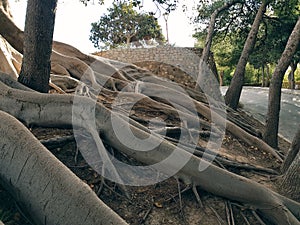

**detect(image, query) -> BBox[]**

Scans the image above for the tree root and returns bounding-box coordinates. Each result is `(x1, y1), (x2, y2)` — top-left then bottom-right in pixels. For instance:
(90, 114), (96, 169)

(0, 8), (297, 223)
(40, 134), (75, 149)
(0, 79), (299, 225)
(0, 110), (128, 225)
(90, 68), (282, 162)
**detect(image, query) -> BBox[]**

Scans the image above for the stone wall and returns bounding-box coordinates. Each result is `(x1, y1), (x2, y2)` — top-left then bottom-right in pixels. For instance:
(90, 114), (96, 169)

(96, 46), (218, 80)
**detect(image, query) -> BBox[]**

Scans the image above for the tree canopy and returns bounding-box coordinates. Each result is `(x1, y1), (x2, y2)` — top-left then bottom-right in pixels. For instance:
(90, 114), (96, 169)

(193, 0), (300, 85)
(89, 2), (165, 49)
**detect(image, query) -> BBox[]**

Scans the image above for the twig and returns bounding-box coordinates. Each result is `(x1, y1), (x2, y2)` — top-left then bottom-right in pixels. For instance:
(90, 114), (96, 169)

(228, 201), (235, 225)
(209, 205), (224, 225)
(74, 147), (79, 164)
(96, 166), (106, 196)
(166, 136), (279, 175)
(14, 202), (35, 225)
(141, 205), (153, 223)
(192, 184), (203, 208)
(176, 177), (184, 213)
(164, 183), (190, 202)
(252, 210), (267, 225)
(49, 81), (65, 94)
(40, 135), (75, 149)
(67, 164), (89, 169)
(240, 211), (251, 225)
(99, 181), (125, 199)
(225, 201), (231, 225)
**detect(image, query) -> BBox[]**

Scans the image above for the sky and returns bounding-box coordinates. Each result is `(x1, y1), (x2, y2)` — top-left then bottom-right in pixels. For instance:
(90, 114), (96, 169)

(9, 0), (196, 54)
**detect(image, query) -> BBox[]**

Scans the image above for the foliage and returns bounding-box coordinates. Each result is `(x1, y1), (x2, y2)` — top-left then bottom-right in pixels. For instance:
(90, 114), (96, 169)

(80, 0), (178, 12)
(193, 0), (300, 85)
(89, 1), (165, 49)
(249, 0), (299, 67)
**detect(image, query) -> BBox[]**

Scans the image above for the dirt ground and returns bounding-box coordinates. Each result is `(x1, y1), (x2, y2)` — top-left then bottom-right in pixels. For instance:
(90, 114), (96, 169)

(0, 116), (289, 225)
(0, 65), (291, 225)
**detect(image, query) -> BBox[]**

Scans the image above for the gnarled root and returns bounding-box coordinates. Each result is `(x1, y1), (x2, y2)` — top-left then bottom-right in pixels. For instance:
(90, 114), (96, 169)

(0, 79), (299, 225)
(0, 110), (128, 225)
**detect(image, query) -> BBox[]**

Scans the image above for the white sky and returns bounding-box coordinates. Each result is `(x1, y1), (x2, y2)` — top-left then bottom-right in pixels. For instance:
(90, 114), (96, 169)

(9, 0), (196, 54)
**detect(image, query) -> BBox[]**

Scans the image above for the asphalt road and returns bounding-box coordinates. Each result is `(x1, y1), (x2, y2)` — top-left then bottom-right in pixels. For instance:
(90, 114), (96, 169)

(221, 87), (300, 142)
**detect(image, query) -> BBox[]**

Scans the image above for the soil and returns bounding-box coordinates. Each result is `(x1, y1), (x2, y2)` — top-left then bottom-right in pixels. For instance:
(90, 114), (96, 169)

(0, 65), (292, 225)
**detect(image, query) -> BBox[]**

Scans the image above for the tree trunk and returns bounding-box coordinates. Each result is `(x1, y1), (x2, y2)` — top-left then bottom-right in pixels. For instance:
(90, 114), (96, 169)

(279, 125), (300, 201)
(288, 60), (297, 89)
(281, 126), (300, 173)
(262, 64), (265, 87)
(224, 1), (269, 109)
(200, 0), (242, 84)
(266, 63), (270, 86)
(279, 142), (300, 201)
(18, 0), (57, 93)
(201, 0), (243, 63)
(126, 35), (131, 48)
(264, 17), (300, 148)
(0, 110), (128, 225)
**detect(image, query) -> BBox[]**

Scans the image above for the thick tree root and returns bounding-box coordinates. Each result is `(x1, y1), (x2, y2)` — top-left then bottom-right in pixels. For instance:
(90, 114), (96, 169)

(1, 2), (298, 224)
(0, 110), (128, 225)
(0, 80), (299, 225)
(0, 21), (280, 163)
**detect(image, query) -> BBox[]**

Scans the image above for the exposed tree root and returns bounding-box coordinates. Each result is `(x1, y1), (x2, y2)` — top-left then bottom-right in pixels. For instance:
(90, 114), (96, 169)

(40, 134), (75, 149)
(0, 110), (128, 225)
(0, 79), (299, 225)
(0, 6), (298, 223)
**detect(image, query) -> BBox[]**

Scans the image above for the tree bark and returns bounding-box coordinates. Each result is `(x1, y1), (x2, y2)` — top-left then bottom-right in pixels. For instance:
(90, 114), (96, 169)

(288, 60), (297, 89)
(281, 125), (300, 173)
(264, 17), (300, 148)
(279, 135), (300, 201)
(224, 1), (270, 109)
(18, 0), (57, 93)
(0, 110), (128, 225)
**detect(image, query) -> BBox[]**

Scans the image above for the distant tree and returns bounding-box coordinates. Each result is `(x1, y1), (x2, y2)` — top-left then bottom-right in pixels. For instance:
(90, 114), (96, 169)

(288, 57), (299, 89)
(264, 17), (300, 148)
(249, 0), (300, 87)
(194, 0), (299, 89)
(89, 2), (165, 49)
(197, 0), (243, 64)
(224, 0), (271, 109)
(193, 0), (263, 87)
(198, 0), (243, 84)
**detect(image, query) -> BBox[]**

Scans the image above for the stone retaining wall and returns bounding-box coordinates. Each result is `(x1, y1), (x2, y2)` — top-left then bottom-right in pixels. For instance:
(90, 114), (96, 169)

(96, 46), (218, 80)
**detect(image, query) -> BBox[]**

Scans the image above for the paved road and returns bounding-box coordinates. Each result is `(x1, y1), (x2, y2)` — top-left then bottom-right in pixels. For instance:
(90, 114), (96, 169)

(221, 87), (300, 142)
